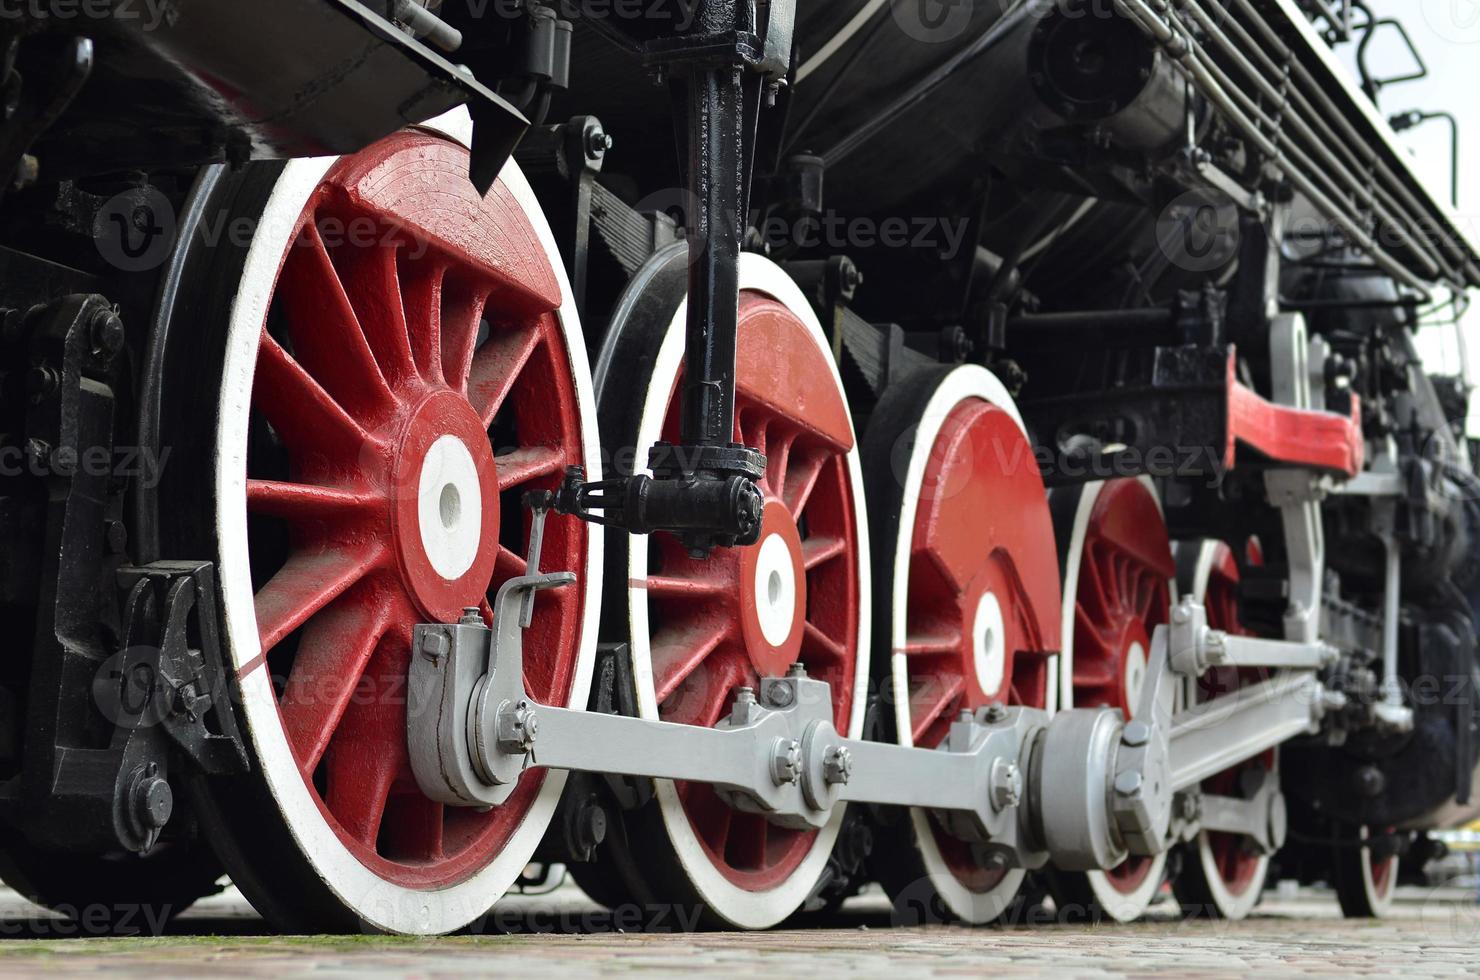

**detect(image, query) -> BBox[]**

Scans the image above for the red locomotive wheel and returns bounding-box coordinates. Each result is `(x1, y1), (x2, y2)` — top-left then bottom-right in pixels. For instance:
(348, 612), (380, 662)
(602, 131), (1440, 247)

(1334, 825), (1399, 918)
(597, 252), (869, 928)
(1049, 477), (1175, 922)
(1173, 540), (1277, 920)
(163, 120), (601, 933)
(864, 365), (1059, 923)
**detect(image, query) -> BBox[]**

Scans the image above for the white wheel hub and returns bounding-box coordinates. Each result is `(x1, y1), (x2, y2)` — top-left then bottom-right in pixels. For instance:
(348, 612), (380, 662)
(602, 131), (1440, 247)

(416, 434), (483, 581)
(971, 590), (1007, 697)
(1123, 640), (1147, 712)
(754, 531), (799, 648)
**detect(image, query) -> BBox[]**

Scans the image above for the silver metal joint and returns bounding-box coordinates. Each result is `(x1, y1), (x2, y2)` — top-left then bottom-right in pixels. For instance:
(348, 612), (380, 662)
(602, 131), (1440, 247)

(823, 745), (853, 785)
(418, 628), (449, 663)
(1203, 629), (1229, 666)
(765, 679), (796, 708)
(497, 699), (539, 752)
(770, 738), (802, 785)
(989, 758), (1023, 810)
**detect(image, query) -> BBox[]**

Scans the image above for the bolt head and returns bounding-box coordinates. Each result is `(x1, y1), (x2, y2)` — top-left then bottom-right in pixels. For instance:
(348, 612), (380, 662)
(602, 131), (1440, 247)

(1122, 720), (1151, 747)
(823, 745), (853, 785)
(771, 738), (802, 785)
(419, 630), (450, 662)
(1114, 770), (1144, 796)
(135, 775), (173, 830)
(990, 759), (1023, 810)
(90, 308), (125, 359)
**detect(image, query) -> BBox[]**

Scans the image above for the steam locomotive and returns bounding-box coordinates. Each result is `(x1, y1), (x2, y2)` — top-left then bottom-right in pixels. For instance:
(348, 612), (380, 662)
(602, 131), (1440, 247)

(0, 0), (1472, 933)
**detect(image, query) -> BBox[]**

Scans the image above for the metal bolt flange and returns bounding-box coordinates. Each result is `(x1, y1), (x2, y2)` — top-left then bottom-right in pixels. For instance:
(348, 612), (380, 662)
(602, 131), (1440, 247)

(771, 738), (802, 785)
(823, 745), (853, 785)
(497, 699), (539, 752)
(1122, 720), (1150, 747)
(1114, 769), (1144, 796)
(990, 758), (1023, 810)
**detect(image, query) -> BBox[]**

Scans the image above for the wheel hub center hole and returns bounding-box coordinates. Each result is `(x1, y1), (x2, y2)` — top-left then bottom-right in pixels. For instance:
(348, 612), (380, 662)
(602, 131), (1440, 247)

(439, 483), (461, 531)
(767, 568), (783, 608)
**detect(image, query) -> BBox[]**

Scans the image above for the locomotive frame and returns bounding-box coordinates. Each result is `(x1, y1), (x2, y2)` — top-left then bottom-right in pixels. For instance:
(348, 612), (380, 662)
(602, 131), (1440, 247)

(0, 0), (1471, 933)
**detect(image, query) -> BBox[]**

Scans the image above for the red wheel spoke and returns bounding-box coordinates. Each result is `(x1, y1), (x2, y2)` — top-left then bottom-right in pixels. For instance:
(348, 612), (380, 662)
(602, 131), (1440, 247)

(910, 671), (965, 744)
(739, 409), (769, 461)
(725, 813), (768, 870)
(253, 542), (388, 654)
(783, 450), (828, 518)
(1072, 658), (1118, 689)
(664, 648), (749, 728)
(496, 445), (567, 491)
(379, 793), (445, 862)
(493, 545), (528, 582)
(278, 590), (399, 773)
(469, 321), (544, 426)
(801, 620), (847, 663)
(320, 643), (411, 849)
(440, 281), (489, 392)
(246, 480), (380, 523)
(651, 616), (736, 703)
(325, 751), (397, 848)
(277, 221), (397, 423)
(801, 534), (847, 571)
(399, 258), (447, 383)
(645, 573), (729, 600)
(685, 787), (734, 852)
(764, 430), (797, 500)
(337, 242), (419, 393)
(902, 627), (964, 656)
(254, 334), (370, 463)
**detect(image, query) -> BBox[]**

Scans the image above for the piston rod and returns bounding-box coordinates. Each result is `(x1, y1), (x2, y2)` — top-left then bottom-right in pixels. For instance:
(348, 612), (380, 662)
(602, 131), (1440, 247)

(407, 532), (1336, 874)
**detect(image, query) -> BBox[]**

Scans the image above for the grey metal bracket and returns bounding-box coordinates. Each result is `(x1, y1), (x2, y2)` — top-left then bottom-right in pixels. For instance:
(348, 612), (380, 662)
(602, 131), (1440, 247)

(406, 512), (1348, 875)
(1166, 596), (1340, 675)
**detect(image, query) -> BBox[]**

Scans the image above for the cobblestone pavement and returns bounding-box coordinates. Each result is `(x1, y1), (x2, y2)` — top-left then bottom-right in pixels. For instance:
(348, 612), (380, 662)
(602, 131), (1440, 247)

(0, 880), (1475, 977)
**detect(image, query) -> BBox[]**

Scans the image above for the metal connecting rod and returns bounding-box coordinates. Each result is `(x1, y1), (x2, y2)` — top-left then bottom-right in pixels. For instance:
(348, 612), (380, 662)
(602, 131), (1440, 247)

(406, 511), (1344, 877)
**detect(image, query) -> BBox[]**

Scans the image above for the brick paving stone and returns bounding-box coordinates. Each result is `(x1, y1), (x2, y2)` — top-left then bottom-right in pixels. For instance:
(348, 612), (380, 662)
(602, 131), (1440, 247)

(0, 882), (1472, 976)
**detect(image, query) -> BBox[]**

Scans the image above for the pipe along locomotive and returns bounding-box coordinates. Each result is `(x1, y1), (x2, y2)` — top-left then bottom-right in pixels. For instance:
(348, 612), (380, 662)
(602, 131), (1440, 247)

(0, 0), (1473, 933)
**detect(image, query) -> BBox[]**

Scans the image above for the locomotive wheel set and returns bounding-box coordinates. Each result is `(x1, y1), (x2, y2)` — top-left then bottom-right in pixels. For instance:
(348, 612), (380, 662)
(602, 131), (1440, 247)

(0, 0), (1476, 937)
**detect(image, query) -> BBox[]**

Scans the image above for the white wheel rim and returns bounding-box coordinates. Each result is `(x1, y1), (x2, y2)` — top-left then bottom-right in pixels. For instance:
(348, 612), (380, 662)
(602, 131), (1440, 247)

(1359, 826), (1397, 915)
(625, 254), (869, 929)
(212, 111), (603, 935)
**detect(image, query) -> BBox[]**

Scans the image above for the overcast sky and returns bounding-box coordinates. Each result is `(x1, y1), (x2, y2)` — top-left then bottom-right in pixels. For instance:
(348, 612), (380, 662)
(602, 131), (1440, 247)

(1337, 1), (1480, 392)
